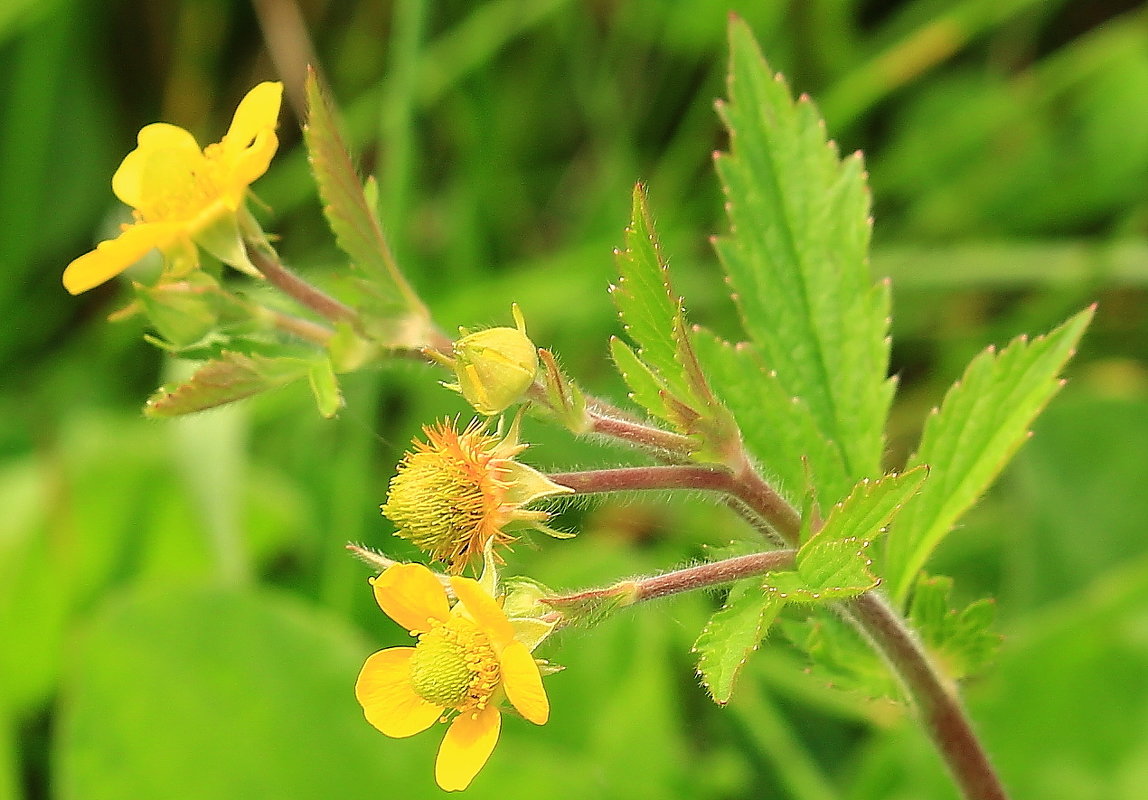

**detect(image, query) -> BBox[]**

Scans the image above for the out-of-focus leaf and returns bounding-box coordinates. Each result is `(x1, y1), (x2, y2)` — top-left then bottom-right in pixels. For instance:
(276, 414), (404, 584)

(144, 352), (314, 418)
(909, 575), (1001, 681)
(779, 612), (899, 701)
(307, 357), (343, 419)
(883, 307), (1094, 605)
(53, 584), (423, 799)
(303, 69), (425, 316)
(714, 18), (893, 491)
(694, 579), (784, 704)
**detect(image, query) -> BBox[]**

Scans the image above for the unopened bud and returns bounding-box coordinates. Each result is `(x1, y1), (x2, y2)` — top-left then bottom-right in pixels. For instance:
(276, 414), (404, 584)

(451, 304), (538, 415)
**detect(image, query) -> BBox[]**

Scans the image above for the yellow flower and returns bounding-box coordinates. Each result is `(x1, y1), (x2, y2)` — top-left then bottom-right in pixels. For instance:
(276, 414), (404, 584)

(62, 81), (283, 295)
(381, 417), (573, 573)
(355, 562), (551, 791)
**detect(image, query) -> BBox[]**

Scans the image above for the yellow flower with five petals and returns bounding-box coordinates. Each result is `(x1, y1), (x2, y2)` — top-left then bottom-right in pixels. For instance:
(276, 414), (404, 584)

(62, 82), (283, 294)
(355, 562), (551, 791)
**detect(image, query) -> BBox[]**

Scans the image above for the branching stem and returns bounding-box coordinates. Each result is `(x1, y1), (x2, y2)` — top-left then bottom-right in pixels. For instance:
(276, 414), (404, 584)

(544, 457), (1006, 800)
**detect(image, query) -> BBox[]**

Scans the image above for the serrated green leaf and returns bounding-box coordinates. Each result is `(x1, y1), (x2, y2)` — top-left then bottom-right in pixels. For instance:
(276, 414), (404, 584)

(909, 575), (1002, 681)
(608, 336), (671, 421)
(779, 612), (900, 701)
(612, 185), (687, 396)
(610, 187), (735, 451)
(714, 19), (893, 486)
(883, 307), (1095, 605)
(694, 580), (784, 704)
(143, 352), (314, 417)
(303, 69), (424, 315)
(692, 328), (848, 502)
(763, 468), (926, 601)
(809, 466), (928, 550)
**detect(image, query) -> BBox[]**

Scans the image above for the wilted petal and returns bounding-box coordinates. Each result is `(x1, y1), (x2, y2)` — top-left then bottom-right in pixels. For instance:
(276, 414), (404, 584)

(355, 647), (443, 738)
(373, 563), (451, 632)
(435, 705), (501, 791)
(499, 640), (549, 725)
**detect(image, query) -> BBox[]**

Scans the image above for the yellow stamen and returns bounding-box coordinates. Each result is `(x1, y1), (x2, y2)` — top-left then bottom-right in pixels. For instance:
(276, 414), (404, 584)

(409, 617), (501, 714)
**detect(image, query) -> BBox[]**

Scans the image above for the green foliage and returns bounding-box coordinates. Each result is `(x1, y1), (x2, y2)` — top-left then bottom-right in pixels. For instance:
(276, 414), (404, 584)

(711, 18), (894, 500)
(610, 185), (735, 454)
(882, 306), (1096, 605)
(909, 575), (1001, 682)
(144, 352), (338, 419)
(302, 70), (424, 317)
(696, 469), (926, 701)
(693, 579), (785, 704)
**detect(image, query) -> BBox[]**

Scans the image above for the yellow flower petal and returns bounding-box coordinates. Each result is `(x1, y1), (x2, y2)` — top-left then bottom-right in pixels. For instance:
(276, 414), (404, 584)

(112, 123), (203, 211)
(223, 82), (283, 155)
(224, 129), (278, 203)
(449, 576), (515, 649)
(498, 640), (549, 725)
(62, 222), (183, 294)
(355, 647), (443, 738)
(372, 563), (451, 632)
(435, 705), (501, 792)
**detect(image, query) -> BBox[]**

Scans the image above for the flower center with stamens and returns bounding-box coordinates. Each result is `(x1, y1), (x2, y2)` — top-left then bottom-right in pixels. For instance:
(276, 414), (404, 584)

(382, 426), (514, 569)
(409, 617), (501, 711)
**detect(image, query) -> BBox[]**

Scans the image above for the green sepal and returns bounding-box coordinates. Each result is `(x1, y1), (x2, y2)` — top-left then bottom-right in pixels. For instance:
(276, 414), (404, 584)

(307, 357), (343, 418)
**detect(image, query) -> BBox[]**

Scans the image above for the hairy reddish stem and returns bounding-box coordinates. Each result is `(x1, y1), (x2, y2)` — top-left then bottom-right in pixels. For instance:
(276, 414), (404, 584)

(546, 549), (796, 611)
(245, 241), (361, 328)
(545, 460), (1006, 800)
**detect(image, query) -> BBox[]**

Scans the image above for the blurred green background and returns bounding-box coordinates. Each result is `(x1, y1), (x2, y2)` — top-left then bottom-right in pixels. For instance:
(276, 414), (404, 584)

(3, 1), (1148, 798)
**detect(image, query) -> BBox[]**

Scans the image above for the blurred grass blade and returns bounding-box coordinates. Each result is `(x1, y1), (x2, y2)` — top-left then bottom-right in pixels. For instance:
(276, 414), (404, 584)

(714, 18), (894, 493)
(303, 68), (426, 316)
(883, 306), (1095, 605)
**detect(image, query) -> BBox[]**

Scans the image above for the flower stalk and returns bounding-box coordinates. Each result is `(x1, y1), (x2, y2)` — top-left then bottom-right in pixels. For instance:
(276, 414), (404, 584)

(243, 239), (361, 329)
(544, 549), (797, 618)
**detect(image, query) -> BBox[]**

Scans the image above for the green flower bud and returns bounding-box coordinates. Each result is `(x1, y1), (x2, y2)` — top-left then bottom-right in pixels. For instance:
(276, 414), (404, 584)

(451, 304), (539, 415)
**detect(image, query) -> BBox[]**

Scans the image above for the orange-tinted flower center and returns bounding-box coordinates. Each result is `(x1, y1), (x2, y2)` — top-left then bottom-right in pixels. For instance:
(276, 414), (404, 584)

(382, 426), (513, 570)
(409, 616), (500, 713)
